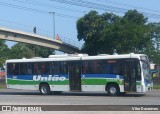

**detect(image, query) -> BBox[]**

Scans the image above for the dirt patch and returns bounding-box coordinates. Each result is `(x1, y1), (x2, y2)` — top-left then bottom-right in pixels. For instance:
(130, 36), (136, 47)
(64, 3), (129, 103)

(0, 78), (6, 89)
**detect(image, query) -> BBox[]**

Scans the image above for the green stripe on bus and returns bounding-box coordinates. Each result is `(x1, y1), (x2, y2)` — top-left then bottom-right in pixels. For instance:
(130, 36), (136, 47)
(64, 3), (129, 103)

(7, 79), (69, 85)
(7, 78), (123, 85)
(81, 79), (122, 85)
(136, 81), (141, 85)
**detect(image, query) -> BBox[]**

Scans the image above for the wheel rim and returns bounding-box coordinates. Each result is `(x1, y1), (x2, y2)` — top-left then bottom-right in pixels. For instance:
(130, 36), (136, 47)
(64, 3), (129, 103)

(41, 86), (48, 94)
(110, 86), (117, 94)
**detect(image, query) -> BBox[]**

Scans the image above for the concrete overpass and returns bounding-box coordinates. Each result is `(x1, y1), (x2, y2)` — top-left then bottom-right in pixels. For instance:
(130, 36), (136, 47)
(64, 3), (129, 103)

(0, 27), (81, 53)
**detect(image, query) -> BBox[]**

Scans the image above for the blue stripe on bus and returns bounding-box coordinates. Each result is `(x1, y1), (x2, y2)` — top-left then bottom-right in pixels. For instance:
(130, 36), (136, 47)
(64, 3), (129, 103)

(81, 74), (124, 79)
(7, 74), (69, 80)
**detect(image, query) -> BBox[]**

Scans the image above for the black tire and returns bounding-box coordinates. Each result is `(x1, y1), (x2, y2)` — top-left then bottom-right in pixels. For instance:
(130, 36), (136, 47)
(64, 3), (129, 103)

(39, 84), (50, 95)
(107, 84), (120, 96)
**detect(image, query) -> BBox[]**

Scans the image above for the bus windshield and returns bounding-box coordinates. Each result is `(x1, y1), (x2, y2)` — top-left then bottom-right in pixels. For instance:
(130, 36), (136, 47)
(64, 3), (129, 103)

(142, 61), (152, 83)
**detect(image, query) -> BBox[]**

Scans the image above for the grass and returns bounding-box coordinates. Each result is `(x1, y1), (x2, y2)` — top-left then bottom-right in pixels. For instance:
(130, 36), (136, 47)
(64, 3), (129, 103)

(0, 78), (6, 89)
(153, 85), (160, 89)
(0, 84), (6, 89)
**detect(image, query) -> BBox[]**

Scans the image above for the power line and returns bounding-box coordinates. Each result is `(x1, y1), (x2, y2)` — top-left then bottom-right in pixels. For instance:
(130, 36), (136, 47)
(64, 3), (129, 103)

(98, 0), (160, 14)
(10, 0), (160, 20)
(51, 0), (125, 12)
(12, 0), (85, 14)
(0, 1), (79, 19)
(51, 0), (160, 19)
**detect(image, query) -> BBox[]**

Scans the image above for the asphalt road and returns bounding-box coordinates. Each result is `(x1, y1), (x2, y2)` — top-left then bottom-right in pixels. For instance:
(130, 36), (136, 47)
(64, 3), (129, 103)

(0, 89), (160, 105)
(0, 89), (160, 114)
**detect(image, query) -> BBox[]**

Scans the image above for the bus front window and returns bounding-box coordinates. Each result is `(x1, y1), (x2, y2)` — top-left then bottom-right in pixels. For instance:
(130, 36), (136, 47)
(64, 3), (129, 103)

(142, 61), (152, 85)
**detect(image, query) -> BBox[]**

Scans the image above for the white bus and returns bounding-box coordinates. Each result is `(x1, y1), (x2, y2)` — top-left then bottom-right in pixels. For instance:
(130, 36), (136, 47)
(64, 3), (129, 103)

(5, 53), (153, 96)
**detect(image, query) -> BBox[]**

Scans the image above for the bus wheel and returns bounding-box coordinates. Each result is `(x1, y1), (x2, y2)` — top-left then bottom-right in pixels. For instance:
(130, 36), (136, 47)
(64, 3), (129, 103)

(107, 84), (120, 96)
(39, 84), (50, 95)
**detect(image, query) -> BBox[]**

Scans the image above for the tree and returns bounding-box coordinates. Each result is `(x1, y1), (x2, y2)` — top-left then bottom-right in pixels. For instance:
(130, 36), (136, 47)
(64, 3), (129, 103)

(77, 11), (105, 55)
(25, 44), (55, 58)
(144, 22), (160, 65)
(10, 43), (34, 59)
(10, 43), (55, 59)
(0, 40), (10, 67)
(0, 41), (55, 67)
(77, 10), (151, 55)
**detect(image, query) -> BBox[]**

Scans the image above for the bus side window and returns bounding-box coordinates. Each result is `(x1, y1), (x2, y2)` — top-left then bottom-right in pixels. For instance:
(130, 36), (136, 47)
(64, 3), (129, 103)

(34, 62), (50, 75)
(106, 60), (118, 74)
(20, 63), (26, 75)
(20, 63), (33, 75)
(110, 64), (114, 74)
(104, 62), (110, 74)
(51, 62), (60, 74)
(45, 62), (51, 74)
(122, 61), (131, 79)
(60, 62), (68, 74)
(13, 63), (20, 75)
(27, 63), (33, 75)
(118, 61), (123, 75)
(136, 61), (141, 80)
(34, 63), (39, 74)
(82, 61), (88, 74)
(41, 63), (46, 74)
(88, 61), (94, 74)
(96, 61), (105, 74)
(7, 63), (13, 75)
(50, 62), (54, 74)
(82, 61), (95, 74)
(113, 64), (120, 74)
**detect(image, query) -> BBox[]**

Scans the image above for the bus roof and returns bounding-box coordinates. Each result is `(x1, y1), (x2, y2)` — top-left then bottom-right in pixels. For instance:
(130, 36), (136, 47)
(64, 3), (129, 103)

(82, 53), (146, 60)
(5, 53), (147, 63)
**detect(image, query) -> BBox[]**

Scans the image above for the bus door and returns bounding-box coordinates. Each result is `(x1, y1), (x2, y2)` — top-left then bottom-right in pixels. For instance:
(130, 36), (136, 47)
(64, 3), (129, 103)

(69, 61), (81, 91)
(123, 60), (136, 92)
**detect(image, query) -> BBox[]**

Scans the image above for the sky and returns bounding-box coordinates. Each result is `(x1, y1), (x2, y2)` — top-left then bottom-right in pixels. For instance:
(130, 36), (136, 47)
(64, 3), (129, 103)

(0, 0), (160, 50)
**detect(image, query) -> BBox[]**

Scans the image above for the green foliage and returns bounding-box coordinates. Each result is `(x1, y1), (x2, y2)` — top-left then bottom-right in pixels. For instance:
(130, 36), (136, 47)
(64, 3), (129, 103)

(24, 44), (54, 58)
(0, 83), (6, 89)
(0, 40), (55, 67)
(144, 23), (160, 65)
(77, 9), (160, 66)
(77, 10), (152, 55)
(0, 40), (10, 67)
(153, 85), (160, 89)
(10, 43), (55, 58)
(10, 43), (35, 59)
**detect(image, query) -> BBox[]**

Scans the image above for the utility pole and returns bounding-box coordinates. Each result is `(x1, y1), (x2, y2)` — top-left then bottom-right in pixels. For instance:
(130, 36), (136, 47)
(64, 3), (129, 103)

(49, 12), (55, 39)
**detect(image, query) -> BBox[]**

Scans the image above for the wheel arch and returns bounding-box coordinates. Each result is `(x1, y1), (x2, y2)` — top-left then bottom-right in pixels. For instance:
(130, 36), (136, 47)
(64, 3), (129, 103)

(105, 82), (120, 96)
